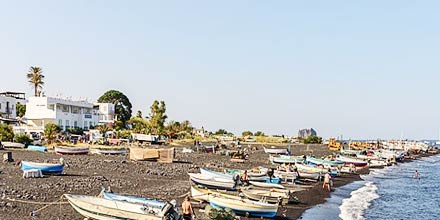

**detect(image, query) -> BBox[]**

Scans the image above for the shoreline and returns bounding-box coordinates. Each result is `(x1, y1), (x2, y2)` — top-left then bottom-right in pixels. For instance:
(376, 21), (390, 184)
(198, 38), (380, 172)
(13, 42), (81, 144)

(294, 151), (439, 220)
(0, 144), (436, 220)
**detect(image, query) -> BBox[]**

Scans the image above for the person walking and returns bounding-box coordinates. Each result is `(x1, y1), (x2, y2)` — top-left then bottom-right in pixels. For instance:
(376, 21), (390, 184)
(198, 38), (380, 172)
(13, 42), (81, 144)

(322, 171), (332, 191)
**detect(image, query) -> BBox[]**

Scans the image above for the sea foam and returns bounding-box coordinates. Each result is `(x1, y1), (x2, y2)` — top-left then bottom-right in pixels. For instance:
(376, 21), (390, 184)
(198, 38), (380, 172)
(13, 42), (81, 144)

(339, 182), (379, 220)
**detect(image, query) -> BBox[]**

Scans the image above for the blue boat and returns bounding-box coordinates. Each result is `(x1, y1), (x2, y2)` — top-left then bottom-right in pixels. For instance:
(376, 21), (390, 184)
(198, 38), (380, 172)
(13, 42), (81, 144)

(27, 145), (47, 152)
(101, 190), (167, 210)
(21, 161), (63, 174)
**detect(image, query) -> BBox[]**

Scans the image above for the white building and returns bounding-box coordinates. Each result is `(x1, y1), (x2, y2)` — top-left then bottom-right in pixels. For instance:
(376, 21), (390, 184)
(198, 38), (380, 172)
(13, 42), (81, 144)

(24, 96), (115, 133)
(0, 92), (26, 123)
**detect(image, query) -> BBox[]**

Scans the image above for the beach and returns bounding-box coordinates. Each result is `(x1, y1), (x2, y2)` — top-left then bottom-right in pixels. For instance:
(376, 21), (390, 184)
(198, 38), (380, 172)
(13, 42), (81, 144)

(0, 143), (363, 220)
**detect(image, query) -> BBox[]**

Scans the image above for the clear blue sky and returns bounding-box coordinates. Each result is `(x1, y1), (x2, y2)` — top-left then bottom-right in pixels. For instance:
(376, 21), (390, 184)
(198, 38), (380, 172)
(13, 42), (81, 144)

(1, 1), (439, 139)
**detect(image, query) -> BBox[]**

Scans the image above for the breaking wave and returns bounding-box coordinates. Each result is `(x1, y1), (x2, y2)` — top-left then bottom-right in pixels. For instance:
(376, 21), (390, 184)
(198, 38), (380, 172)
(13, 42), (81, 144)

(339, 182), (379, 220)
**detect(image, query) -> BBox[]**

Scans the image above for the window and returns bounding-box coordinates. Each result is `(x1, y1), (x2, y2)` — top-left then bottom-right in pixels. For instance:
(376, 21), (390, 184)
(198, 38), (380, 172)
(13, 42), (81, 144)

(0, 103), (2, 110)
(74, 121), (78, 128)
(58, 119), (63, 125)
(48, 104), (55, 111)
(89, 121), (93, 128)
(66, 120), (70, 129)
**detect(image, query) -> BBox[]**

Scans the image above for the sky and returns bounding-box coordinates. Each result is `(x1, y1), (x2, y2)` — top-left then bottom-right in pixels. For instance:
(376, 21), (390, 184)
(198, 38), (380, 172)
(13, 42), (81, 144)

(1, 1), (439, 140)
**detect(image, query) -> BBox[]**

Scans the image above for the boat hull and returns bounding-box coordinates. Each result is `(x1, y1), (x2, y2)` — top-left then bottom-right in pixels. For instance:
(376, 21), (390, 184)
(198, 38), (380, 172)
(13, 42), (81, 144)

(189, 173), (236, 190)
(55, 146), (90, 155)
(27, 145), (47, 152)
(210, 196), (278, 218)
(263, 147), (288, 155)
(64, 194), (173, 220)
(21, 161), (63, 174)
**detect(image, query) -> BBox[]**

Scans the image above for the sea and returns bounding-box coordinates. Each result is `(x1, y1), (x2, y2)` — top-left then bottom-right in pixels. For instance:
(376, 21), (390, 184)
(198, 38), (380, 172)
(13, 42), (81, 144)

(300, 154), (440, 220)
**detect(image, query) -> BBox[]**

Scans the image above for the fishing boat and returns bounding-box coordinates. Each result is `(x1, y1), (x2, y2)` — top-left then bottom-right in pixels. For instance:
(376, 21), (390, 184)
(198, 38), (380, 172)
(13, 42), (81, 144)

(101, 190), (178, 216)
(55, 146), (90, 155)
(189, 173), (236, 190)
(368, 159), (389, 168)
(91, 148), (128, 155)
(2, 142), (25, 148)
(336, 155), (368, 167)
(21, 161), (63, 174)
(241, 189), (291, 204)
(200, 168), (232, 179)
(225, 169), (267, 182)
(263, 147), (288, 155)
(270, 155), (304, 164)
(190, 185), (237, 202)
(64, 194), (181, 220)
(306, 156), (344, 167)
(27, 145), (47, 152)
(249, 181), (285, 189)
(210, 195), (279, 218)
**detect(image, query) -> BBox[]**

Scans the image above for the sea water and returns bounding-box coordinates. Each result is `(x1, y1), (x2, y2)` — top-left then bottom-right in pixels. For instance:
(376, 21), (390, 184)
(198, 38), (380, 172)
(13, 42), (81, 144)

(300, 154), (440, 220)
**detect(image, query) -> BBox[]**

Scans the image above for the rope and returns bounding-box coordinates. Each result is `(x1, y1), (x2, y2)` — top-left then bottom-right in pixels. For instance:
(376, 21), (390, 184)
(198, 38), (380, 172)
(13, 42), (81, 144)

(4, 195), (68, 217)
(4, 197), (68, 205)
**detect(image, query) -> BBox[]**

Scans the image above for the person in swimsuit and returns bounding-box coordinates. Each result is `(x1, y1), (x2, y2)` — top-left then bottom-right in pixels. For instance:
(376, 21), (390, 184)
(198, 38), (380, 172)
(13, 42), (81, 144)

(182, 196), (194, 219)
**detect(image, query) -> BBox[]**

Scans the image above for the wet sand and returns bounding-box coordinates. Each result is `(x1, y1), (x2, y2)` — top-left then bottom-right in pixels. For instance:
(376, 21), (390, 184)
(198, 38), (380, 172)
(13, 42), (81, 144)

(0, 144), (361, 220)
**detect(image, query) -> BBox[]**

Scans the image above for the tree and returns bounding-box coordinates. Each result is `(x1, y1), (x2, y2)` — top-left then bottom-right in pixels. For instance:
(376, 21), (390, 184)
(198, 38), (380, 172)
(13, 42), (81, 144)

(14, 134), (32, 146)
(96, 124), (111, 135)
(128, 116), (150, 134)
(136, 110), (143, 118)
(44, 123), (61, 144)
(254, 131), (265, 136)
(242, 131), (253, 136)
(97, 90), (132, 127)
(179, 120), (193, 133)
(148, 100), (167, 135)
(0, 124), (14, 141)
(16, 103), (26, 117)
(26, 66), (45, 97)
(164, 120), (181, 139)
(303, 135), (323, 144)
(214, 129), (228, 135)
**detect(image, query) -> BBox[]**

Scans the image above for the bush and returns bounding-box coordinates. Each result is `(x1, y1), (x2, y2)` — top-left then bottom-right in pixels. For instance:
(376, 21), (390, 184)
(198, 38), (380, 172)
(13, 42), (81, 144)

(14, 134), (32, 146)
(116, 130), (132, 139)
(0, 124), (14, 141)
(209, 208), (235, 220)
(303, 135), (323, 144)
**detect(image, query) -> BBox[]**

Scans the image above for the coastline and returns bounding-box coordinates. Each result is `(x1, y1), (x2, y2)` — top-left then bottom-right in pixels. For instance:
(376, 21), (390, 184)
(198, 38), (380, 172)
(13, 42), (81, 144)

(0, 144), (435, 220)
(295, 151), (439, 220)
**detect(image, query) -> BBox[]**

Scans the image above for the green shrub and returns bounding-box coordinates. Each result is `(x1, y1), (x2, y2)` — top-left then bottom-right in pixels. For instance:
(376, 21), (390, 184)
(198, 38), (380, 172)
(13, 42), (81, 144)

(14, 134), (32, 146)
(209, 208), (235, 220)
(0, 124), (14, 141)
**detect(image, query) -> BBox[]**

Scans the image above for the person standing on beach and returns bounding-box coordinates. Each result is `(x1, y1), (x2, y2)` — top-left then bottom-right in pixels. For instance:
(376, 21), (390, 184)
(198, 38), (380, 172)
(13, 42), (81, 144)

(182, 196), (195, 219)
(323, 171), (332, 191)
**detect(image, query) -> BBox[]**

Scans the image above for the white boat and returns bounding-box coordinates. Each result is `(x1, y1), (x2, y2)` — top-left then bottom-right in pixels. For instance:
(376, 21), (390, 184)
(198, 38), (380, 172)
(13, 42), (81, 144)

(263, 147), (288, 155)
(189, 173), (236, 190)
(64, 194), (180, 220)
(368, 159), (389, 168)
(91, 148), (128, 155)
(2, 142), (25, 148)
(191, 186), (279, 218)
(225, 169), (267, 182)
(200, 168), (232, 179)
(241, 189), (291, 203)
(210, 195), (279, 218)
(249, 181), (285, 189)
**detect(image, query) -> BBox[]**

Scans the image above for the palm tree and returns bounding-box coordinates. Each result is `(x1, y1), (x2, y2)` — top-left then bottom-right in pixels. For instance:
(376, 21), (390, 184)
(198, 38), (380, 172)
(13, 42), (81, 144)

(27, 66), (45, 97)
(44, 123), (60, 144)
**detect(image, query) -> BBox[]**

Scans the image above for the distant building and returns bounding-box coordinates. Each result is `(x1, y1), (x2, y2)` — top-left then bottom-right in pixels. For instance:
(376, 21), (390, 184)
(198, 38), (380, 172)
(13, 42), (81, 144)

(0, 92), (26, 124)
(23, 96), (115, 133)
(193, 127), (208, 138)
(298, 128), (317, 139)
